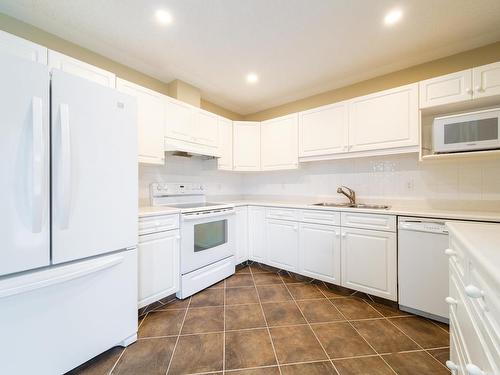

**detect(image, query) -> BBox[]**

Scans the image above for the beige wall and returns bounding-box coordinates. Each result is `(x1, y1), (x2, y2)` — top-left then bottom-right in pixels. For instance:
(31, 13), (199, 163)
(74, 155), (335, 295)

(0, 13), (242, 120)
(244, 41), (500, 121)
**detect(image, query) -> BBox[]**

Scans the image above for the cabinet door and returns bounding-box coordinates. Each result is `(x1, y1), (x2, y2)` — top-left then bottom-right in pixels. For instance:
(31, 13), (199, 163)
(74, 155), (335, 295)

(194, 109), (219, 147)
(419, 70), (473, 108)
(138, 230), (180, 308)
(299, 223), (340, 285)
(0, 30), (47, 64)
(348, 83), (419, 153)
(299, 102), (349, 157)
(233, 121), (261, 171)
(116, 78), (165, 165)
(48, 50), (115, 88)
(164, 97), (195, 142)
(341, 227), (397, 301)
(261, 114), (298, 170)
(473, 61), (500, 99)
(235, 206), (248, 263)
(248, 206), (266, 262)
(217, 117), (233, 170)
(266, 219), (299, 272)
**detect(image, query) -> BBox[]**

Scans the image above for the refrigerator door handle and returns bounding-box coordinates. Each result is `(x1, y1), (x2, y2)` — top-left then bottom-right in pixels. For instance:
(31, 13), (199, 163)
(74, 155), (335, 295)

(0, 254), (124, 299)
(59, 103), (72, 229)
(32, 97), (44, 233)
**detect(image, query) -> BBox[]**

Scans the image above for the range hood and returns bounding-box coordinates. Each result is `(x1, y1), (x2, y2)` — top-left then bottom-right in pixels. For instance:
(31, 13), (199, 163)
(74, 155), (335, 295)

(164, 137), (221, 158)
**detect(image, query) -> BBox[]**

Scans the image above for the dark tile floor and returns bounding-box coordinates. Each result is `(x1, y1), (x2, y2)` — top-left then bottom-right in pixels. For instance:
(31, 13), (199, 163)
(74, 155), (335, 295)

(68, 265), (450, 375)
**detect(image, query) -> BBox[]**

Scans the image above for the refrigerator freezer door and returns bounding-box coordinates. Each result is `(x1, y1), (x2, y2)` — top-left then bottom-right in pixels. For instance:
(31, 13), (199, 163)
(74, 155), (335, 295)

(0, 52), (50, 276)
(51, 69), (138, 264)
(0, 248), (138, 375)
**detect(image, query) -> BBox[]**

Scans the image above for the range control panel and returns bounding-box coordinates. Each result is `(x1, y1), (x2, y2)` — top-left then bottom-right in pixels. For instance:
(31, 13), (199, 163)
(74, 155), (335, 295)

(150, 183), (205, 197)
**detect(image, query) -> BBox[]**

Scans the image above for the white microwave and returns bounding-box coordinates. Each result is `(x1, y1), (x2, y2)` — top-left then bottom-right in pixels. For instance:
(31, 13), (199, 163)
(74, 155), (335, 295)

(433, 108), (500, 153)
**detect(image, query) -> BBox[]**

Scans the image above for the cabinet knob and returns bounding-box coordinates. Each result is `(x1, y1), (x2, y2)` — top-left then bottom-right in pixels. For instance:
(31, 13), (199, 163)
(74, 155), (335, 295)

(445, 296), (458, 305)
(465, 285), (484, 299)
(466, 364), (485, 375)
(444, 248), (457, 257)
(475, 85), (484, 93)
(341, 232), (347, 238)
(446, 360), (459, 371)
(466, 88), (473, 95)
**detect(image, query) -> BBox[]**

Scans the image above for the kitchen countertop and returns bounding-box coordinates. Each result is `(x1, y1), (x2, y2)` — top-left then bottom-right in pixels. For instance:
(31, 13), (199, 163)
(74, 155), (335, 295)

(138, 205), (181, 218)
(139, 199), (500, 222)
(212, 199), (500, 222)
(446, 222), (500, 286)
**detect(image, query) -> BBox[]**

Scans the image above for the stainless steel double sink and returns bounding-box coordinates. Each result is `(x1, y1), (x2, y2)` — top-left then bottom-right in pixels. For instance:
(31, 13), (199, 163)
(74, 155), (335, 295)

(311, 202), (390, 210)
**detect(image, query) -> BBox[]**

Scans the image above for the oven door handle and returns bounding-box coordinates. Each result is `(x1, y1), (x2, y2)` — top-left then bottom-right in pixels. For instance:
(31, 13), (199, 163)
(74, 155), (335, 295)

(182, 210), (235, 221)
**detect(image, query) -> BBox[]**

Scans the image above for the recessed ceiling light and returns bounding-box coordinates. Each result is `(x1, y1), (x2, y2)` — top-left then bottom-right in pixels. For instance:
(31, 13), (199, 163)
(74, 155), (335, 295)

(384, 9), (403, 25)
(155, 9), (173, 25)
(246, 73), (258, 84)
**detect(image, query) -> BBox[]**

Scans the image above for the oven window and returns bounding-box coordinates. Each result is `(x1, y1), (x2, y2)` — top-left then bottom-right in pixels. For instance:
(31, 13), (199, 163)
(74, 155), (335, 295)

(194, 220), (227, 252)
(444, 118), (498, 144)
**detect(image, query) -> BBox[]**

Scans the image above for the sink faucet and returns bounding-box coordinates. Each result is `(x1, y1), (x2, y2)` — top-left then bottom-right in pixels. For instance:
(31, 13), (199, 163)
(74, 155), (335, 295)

(337, 186), (356, 205)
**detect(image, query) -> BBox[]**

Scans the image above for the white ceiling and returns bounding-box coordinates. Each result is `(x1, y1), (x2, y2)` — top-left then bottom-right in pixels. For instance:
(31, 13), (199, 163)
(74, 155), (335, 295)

(1, 0), (500, 115)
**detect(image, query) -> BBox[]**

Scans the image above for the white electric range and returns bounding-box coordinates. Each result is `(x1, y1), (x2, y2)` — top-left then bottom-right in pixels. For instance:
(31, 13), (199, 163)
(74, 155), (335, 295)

(150, 183), (236, 298)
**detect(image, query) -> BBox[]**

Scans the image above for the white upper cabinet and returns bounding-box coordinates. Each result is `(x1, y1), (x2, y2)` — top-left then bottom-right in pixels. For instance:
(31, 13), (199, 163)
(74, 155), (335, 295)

(348, 83), (419, 153)
(298, 102), (349, 157)
(261, 114), (298, 170)
(217, 117), (233, 170)
(116, 78), (165, 165)
(194, 109), (219, 147)
(164, 97), (195, 142)
(48, 50), (115, 88)
(233, 121), (261, 171)
(0, 30), (47, 64)
(473, 61), (500, 99)
(419, 70), (473, 108)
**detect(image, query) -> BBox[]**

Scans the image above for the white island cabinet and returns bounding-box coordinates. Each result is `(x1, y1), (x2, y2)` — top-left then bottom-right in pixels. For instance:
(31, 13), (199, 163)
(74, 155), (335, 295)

(445, 222), (500, 375)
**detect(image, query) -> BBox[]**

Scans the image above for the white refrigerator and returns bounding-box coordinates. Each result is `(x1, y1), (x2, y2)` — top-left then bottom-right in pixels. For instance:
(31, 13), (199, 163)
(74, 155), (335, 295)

(0, 52), (138, 374)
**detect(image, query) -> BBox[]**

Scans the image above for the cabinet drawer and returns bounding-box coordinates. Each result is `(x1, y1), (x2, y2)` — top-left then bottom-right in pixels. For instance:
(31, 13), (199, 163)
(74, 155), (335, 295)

(266, 207), (299, 221)
(341, 212), (396, 232)
(299, 209), (340, 226)
(139, 214), (180, 235)
(449, 272), (498, 375)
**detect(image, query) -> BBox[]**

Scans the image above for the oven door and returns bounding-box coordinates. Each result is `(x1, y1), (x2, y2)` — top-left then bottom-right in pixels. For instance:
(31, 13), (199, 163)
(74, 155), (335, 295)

(180, 210), (235, 274)
(433, 108), (500, 153)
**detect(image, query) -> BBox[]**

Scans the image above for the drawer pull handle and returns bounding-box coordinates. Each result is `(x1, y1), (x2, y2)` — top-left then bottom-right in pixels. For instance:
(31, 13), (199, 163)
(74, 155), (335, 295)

(444, 248), (457, 256)
(466, 364), (485, 375)
(445, 297), (458, 305)
(341, 232), (346, 238)
(446, 361), (459, 371)
(465, 285), (484, 299)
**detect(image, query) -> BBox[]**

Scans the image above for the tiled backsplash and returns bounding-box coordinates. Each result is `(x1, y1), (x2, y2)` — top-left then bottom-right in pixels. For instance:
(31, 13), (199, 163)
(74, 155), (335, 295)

(139, 154), (500, 211)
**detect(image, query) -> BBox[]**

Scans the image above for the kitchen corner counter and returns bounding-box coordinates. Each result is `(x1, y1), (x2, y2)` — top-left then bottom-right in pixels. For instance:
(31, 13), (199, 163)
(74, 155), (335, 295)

(139, 206), (181, 218)
(211, 199), (500, 222)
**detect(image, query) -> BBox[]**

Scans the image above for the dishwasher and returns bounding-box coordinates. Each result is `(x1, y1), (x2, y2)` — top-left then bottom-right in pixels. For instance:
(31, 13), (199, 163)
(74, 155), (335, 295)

(398, 216), (454, 323)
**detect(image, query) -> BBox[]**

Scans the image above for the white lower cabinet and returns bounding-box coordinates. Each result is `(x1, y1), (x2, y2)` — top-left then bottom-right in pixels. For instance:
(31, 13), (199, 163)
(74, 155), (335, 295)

(248, 206), (266, 262)
(138, 229), (180, 308)
(235, 206), (249, 264)
(299, 223), (341, 284)
(341, 227), (397, 301)
(266, 219), (299, 272)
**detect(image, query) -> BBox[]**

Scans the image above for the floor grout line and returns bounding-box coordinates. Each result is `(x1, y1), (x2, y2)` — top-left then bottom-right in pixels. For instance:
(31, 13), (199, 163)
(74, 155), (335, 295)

(249, 263), (283, 375)
(384, 315), (451, 371)
(108, 347), (126, 375)
(319, 289), (399, 375)
(281, 278), (340, 375)
(165, 296), (191, 375)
